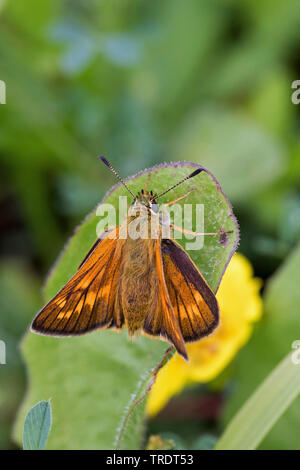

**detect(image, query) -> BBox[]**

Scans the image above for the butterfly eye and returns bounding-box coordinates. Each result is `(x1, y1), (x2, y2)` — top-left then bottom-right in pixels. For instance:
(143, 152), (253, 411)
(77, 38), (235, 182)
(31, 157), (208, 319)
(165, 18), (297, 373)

(151, 203), (159, 213)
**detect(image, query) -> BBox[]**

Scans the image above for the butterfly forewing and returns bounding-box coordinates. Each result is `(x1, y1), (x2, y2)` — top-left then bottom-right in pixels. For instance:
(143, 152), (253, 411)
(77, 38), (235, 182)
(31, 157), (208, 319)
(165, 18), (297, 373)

(142, 239), (188, 361)
(161, 239), (219, 342)
(31, 228), (125, 335)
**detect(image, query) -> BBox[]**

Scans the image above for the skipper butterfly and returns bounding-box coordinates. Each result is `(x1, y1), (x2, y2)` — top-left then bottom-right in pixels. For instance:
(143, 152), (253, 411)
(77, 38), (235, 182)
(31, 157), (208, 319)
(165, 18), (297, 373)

(31, 158), (230, 361)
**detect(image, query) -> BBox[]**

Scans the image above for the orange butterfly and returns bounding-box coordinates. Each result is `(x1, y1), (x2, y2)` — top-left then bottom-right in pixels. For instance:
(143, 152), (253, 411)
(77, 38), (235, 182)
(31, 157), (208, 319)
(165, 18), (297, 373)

(31, 158), (227, 361)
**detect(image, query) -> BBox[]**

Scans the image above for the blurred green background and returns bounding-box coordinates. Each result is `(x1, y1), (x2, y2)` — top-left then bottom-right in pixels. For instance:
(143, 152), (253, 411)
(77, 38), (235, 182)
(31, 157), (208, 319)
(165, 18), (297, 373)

(0, 0), (300, 450)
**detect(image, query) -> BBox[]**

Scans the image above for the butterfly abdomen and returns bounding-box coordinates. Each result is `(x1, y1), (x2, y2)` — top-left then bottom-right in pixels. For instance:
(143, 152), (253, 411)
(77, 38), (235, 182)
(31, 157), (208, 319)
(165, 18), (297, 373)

(119, 237), (157, 336)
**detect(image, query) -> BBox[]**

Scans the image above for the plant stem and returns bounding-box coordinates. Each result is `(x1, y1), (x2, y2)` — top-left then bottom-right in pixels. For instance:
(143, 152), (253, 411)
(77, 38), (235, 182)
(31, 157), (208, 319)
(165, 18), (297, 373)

(114, 346), (174, 450)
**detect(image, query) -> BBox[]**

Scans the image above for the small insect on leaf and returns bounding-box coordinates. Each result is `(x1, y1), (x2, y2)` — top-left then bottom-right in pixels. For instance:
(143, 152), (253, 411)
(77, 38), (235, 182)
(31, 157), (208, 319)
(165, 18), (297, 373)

(30, 160), (238, 362)
(23, 400), (52, 450)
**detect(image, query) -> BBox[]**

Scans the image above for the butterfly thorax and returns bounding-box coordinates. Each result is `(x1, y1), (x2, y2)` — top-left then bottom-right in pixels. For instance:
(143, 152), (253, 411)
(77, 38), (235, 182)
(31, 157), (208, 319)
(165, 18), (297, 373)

(125, 189), (160, 240)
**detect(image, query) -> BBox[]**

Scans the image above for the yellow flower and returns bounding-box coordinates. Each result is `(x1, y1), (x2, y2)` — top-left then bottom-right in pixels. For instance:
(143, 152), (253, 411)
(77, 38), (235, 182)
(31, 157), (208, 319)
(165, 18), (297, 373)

(146, 253), (263, 416)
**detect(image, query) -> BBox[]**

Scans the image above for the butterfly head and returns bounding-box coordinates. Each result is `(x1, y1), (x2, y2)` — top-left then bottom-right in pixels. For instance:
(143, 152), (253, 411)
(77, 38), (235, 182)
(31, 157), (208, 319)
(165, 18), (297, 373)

(131, 189), (159, 214)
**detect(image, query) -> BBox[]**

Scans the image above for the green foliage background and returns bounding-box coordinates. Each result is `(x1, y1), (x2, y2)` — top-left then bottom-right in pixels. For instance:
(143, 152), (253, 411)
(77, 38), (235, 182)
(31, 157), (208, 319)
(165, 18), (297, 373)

(0, 0), (300, 450)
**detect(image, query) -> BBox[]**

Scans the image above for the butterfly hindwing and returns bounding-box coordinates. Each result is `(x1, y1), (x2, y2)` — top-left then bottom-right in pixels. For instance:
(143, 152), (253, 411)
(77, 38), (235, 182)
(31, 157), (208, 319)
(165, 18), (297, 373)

(31, 228), (125, 335)
(161, 238), (219, 342)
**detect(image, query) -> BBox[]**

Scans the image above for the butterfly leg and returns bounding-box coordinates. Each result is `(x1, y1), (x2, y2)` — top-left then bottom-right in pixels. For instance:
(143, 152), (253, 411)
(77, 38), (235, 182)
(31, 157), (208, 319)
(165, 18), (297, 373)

(162, 188), (194, 207)
(171, 225), (220, 236)
(159, 189), (195, 229)
(171, 224), (233, 244)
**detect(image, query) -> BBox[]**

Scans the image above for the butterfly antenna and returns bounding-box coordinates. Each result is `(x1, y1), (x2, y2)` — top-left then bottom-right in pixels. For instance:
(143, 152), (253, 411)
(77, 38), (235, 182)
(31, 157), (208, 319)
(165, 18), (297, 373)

(98, 156), (136, 199)
(156, 168), (203, 200)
